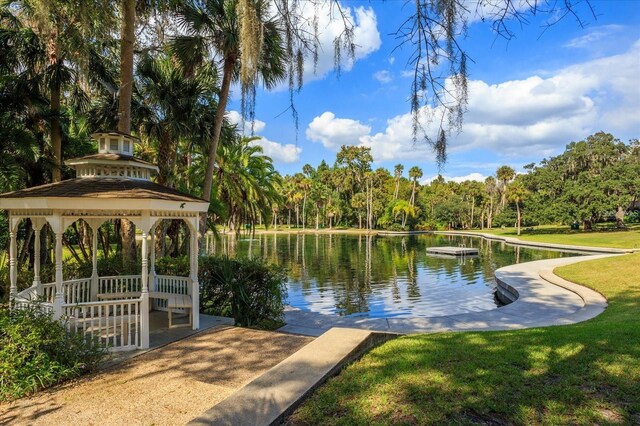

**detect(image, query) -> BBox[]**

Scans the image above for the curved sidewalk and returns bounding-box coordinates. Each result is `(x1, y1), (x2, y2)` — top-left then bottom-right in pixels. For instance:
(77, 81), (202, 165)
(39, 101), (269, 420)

(279, 254), (613, 336)
(430, 230), (638, 254)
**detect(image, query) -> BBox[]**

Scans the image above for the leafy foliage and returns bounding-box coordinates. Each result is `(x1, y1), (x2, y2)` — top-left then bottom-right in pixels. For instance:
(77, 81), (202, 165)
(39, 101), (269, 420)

(198, 255), (287, 329)
(0, 305), (106, 402)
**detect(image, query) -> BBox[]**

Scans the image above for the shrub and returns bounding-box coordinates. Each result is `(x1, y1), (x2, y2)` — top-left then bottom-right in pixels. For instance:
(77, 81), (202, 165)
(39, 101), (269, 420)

(198, 255), (288, 329)
(0, 305), (106, 402)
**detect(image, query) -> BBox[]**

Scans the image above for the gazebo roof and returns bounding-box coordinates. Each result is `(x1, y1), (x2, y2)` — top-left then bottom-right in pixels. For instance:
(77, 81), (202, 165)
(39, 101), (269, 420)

(0, 130), (209, 214)
(65, 153), (158, 168)
(0, 177), (209, 212)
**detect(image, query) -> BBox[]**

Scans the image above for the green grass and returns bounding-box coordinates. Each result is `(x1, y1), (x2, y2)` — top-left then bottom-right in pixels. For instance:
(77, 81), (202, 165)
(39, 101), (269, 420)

(287, 254), (640, 425)
(471, 223), (640, 249)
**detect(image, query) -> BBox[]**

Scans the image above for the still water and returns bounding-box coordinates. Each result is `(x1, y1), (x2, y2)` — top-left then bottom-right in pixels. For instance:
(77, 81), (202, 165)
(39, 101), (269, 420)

(207, 233), (576, 318)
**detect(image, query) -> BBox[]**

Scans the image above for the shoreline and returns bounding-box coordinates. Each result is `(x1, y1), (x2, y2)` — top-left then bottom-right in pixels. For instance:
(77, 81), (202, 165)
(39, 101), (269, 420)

(218, 228), (638, 254)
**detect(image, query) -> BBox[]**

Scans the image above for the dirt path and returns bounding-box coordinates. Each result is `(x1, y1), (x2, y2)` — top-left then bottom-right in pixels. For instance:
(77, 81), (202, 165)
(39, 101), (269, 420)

(0, 327), (312, 425)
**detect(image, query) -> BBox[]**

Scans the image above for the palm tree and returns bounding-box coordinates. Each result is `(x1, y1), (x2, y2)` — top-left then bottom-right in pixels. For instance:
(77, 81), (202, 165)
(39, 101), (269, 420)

(393, 164), (404, 200)
(496, 165), (516, 208)
(392, 200), (416, 228)
(206, 136), (282, 234)
(408, 166), (423, 206)
(172, 0), (287, 236)
(351, 192), (367, 229)
(508, 180), (528, 236)
(7, 0), (114, 182)
(484, 176), (497, 228)
(135, 53), (218, 187)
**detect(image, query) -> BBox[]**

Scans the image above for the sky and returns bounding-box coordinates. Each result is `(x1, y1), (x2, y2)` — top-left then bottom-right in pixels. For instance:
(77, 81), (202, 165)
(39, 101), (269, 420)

(227, 0), (640, 184)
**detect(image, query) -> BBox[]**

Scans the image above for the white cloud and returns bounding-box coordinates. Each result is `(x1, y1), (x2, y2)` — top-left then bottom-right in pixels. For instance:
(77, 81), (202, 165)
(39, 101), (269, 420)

(422, 173), (488, 185)
(388, 56), (395, 65)
(309, 40), (640, 163)
(564, 25), (624, 49)
(226, 110), (266, 134)
(373, 70), (392, 84)
(249, 137), (302, 164)
(306, 111), (371, 150)
(227, 110), (300, 164)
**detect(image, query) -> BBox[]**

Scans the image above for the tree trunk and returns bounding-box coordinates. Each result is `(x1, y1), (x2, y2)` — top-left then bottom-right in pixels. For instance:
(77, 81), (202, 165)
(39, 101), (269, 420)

(516, 202), (521, 236)
(470, 198), (475, 228)
(117, 0), (136, 133)
(200, 56), (236, 237)
(615, 206), (625, 228)
(410, 181), (416, 206)
(117, 0), (138, 263)
(358, 212), (362, 229)
(302, 194), (307, 230)
(50, 82), (62, 183)
(583, 220), (593, 231)
(488, 197), (494, 228)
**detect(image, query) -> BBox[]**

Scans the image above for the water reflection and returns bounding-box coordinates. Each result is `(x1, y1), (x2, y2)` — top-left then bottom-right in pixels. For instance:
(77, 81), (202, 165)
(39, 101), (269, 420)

(206, 233), (574, 318)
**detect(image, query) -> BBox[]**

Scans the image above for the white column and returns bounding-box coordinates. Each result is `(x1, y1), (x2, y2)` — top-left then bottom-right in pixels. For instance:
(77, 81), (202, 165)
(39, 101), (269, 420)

(91, 225), (98, 301)
(150, 227), (156, 292)
(33, 225), (42, 296)
(190, 221), (200, 330)
(53, 230), (64, 319)
(8, 228), (17, 303)
(140, 230), (150, 349)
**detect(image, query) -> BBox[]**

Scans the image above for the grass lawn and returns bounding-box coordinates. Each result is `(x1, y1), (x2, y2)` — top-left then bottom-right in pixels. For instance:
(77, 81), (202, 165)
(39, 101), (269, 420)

(287, 253), (640, 425)
(472, 223), (640, 249)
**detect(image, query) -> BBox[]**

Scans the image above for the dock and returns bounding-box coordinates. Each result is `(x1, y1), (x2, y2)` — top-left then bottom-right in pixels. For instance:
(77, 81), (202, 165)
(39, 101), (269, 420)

(426, 246), (479, 256)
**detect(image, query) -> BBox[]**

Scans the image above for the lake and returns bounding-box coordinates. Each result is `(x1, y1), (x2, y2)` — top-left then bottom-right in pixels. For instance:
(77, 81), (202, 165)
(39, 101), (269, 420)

(207, 233), (576, 318)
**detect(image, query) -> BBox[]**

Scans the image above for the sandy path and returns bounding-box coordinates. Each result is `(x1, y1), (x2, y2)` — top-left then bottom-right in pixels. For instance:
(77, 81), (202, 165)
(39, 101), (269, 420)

(0, 327), (312, 425)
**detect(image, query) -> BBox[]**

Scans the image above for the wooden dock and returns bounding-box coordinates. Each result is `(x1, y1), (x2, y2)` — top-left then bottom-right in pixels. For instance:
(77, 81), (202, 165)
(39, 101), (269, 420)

(426, 246), (479, 256)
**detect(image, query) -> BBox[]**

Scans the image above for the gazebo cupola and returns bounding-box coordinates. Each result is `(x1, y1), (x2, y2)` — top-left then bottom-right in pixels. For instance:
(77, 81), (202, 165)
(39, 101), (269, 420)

(65, 132), (158, 180)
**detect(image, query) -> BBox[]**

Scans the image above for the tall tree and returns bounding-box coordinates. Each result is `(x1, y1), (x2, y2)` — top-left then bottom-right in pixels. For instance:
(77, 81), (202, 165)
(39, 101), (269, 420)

(393, 164), (404, 200)
(172, 0), (287, 236)
(408, 166), (423, 207)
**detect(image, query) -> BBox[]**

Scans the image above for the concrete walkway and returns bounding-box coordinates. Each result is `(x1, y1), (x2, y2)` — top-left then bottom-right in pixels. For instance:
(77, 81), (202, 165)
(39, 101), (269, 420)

(0, 327), (313, 426)
(279, 255), (612, 336)
(430, 230), (639, 254)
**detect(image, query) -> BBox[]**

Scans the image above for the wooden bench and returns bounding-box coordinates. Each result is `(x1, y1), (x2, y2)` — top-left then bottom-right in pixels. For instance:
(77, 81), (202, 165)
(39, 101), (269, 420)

(97, 291), (192, 328)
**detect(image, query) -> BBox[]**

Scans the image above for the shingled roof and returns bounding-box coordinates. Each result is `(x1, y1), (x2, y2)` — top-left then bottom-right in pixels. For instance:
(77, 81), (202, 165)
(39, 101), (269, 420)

(0, 178), (207, 203)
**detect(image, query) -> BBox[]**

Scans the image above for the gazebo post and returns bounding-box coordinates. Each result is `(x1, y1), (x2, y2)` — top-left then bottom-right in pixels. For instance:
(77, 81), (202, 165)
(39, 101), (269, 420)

(150, 224), (156, 294)
(8, 215), (18, 303)
(50, 216), (65, 320)
(32, 218), (45, 296)
(189, 217), (200, 330)
(137, 216), (151, 349)
(86, 219), (101, 301)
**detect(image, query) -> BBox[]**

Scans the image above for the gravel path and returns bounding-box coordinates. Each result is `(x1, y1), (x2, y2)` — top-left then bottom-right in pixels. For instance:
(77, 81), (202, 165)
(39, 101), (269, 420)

(0, 326), (313, 425)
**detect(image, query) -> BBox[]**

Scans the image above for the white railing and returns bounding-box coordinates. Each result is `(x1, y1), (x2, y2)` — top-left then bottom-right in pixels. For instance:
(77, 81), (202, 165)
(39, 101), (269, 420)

(153, 275), (190, 311)
(16, 286), (37, 301)
(63, 298), (141, 351)
(98, 275), (141, 295)
(62, 277), (93, 304)
(42, 282), (56, 303)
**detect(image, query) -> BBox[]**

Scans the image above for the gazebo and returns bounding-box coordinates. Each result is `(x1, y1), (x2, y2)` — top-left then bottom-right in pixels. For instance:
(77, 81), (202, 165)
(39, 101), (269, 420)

(1, 132), (209, 351)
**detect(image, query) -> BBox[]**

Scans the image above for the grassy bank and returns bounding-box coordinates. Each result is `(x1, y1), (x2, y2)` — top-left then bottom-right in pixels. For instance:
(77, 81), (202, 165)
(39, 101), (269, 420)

(287, 253), (640, 425)
(471, 224), (640, 249)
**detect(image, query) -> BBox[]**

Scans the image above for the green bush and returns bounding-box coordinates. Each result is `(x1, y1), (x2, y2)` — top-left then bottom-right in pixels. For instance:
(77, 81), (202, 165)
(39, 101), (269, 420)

(197, 255), (288, 329)
(0, 305), (106, 401)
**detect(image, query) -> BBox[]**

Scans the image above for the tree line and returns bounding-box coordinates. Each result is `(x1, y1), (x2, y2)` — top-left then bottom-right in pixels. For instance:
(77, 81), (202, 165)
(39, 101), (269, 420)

(274, 133), (639, 234)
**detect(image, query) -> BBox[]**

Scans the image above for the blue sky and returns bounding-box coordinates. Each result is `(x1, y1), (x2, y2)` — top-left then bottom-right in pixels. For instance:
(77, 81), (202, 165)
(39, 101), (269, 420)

(228, 0), (640, 183)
